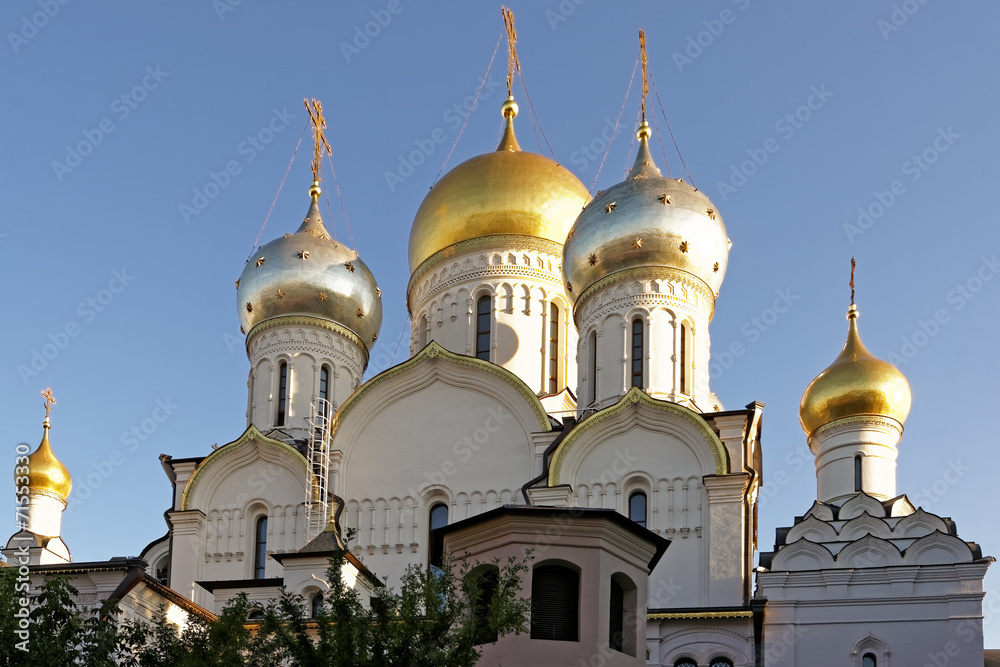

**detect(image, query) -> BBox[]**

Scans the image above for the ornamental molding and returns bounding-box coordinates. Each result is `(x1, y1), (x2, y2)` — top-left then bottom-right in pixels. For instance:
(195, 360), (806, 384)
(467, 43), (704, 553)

(810, 414), (904, 441)
(331, 341), (552, 436)
(408, 235), (564, 301)
(180, 424), (311, 511)
(246, 316), (369, 366)
(547, 387), (727, 486)
(572, 267), (716, 327)
(577, 292), (708, 334)
(249, 338), (362, 373)
(411, 267), (566, 313)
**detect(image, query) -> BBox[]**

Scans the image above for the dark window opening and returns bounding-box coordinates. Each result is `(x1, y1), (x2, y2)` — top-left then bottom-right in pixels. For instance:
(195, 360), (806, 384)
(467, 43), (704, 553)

(862, 653), (877, 667)
(254, 516), (268, 579)
(471, 567), (500, 645)
(530, 565), (579, 642)
(589, 331), (598, 405)
(631, 319), (643, 388)
(609, 578), (624, 652)
(548, 304), (559, 394)
(629, 491), (647, 528)
(855, 454), (863, 492)
(428, 503), (448, 569)
(680, 322), (689, 394)
(710, 659), (734, 667)
(310, 592), (323, 618)
(476, 296), (491, 361)
(276, 362), (288, 426)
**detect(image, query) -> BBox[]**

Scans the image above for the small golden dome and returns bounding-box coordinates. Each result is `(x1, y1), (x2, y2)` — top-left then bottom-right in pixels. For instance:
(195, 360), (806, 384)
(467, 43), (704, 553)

(22, 417), (72, 502)
(799, 304), (912, 437)
(407, 97), (591, 275)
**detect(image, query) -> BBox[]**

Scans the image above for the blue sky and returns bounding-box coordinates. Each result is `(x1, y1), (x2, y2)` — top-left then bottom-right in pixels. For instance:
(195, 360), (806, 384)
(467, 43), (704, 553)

(3, 0), (999, 645)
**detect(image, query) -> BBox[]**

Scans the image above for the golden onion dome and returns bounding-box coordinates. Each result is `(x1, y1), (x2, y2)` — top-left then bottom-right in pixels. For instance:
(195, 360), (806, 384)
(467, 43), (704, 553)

(799, 304), (912, 437)
(237, 182), (383, 353)
(407, 97), (591, 276)
(22, 417), (72, 502)
(563, 121), (731, 308)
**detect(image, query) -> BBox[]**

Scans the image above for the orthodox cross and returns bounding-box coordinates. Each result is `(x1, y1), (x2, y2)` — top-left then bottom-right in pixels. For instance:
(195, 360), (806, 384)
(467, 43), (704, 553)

(41, 387), (56, 421)
(304, 98), (332, 184)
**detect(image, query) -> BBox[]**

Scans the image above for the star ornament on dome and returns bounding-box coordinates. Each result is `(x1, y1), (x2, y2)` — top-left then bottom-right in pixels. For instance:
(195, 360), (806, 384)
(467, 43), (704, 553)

(344, 262), (355, 273)
(658, 194), (672, 205)
(256, 257), (266, 267)
(356, 308), (365, 318)
(634, 238), (643, 250)
(318, 292), (327, 301)
(706, 208), (717, 220)
(298, 250), (310, 260)
(235, 279), (240, 289)
(376, 287), (382, 298)
(679, 241), (689, 253)
(276, 289), (285, 299)
(713, 262), (720, 273)
(604, 202), (617, 214)
(372, 333), (378, 343)
(246, 302), (253, 313)
(588, 253), (597, 266)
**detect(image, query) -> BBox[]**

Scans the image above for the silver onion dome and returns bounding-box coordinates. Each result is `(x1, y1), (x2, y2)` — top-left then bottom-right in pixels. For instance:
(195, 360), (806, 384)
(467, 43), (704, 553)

(236, 181), (383, 352)
(563, 121), (731, 308)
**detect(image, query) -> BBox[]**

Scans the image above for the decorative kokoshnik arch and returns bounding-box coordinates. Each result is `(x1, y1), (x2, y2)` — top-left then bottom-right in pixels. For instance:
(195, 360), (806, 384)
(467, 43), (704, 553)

(547, 387), (729, 486)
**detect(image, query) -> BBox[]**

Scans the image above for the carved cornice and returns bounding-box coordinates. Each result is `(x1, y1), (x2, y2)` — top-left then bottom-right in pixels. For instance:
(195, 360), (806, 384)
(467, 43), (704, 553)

(548, 387), (727, 485)
(811, 414), (904, 441)
(407, 235), (564, 304)
(332, 341), (552, 435)
(246, 316), (369, 366)
(649, 610), (753, 620)
(180, 424), (311, 511)
(572, 267), (716, 327)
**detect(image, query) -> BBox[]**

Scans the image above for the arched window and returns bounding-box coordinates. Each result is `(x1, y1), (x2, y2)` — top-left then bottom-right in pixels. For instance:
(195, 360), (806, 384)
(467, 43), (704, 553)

(628, 491), (647, 528)
(428, 503), (448, 569)
(674, 660), (697, 667)
(418, 315), (428, 348)
(310, 592), (323, 618)
(710, 659), (734, 667)
(247, 609), (263, 622)
(548, 304), (560, 394)
(679, 322), (690, 394)
(609, 578), (624, 652)
(471, 566), (500, 645)
(319, 365), (331, 419)
(862, 654), (877, 667)
(530, 564), (579, 642)
(276, 362), (289, 426)
(253, 516), (268, 579)
(630, 319), (644, 388)
(475, 296), (491, 361)
(855, 454), (863, 492)
(588, 330), (598, 405)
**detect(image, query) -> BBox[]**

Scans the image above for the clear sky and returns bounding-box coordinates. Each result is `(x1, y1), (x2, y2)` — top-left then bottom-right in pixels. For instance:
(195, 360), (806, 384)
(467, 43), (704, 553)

(4, 0), (999, 646)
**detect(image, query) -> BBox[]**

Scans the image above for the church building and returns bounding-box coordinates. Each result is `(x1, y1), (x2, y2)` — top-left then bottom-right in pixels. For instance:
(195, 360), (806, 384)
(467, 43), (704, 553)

(6, 23), (992, 667)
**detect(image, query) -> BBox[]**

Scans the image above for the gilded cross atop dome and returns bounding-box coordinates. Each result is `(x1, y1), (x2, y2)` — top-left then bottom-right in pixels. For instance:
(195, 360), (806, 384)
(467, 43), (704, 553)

(305, 98), (332, 189)
(41, 387), (56, 423)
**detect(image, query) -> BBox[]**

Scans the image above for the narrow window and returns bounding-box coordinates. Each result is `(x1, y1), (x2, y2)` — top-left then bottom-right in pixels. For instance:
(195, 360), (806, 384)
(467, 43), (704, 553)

(589, 330), (598, 405)
(254, 516), (268, 579)
(609, 578), (624, 652)
(629, 491), (647, 528)
(476, 296), (491, 361)
(631, 319), (644, 388)
(855, 454), (863, 492)
(548, 304), (559, 394)
(319, 365), (330, 419)
(419, 315), (428, 348)
(428, 503), (448, 569)
(680, 322), (689, 394)
(311, 592), (323, 618)
(276, 362), (288, 426)
(862, 654), (877, 667)
(471, 567), (500, 645)
(530, 564), (579, 642)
